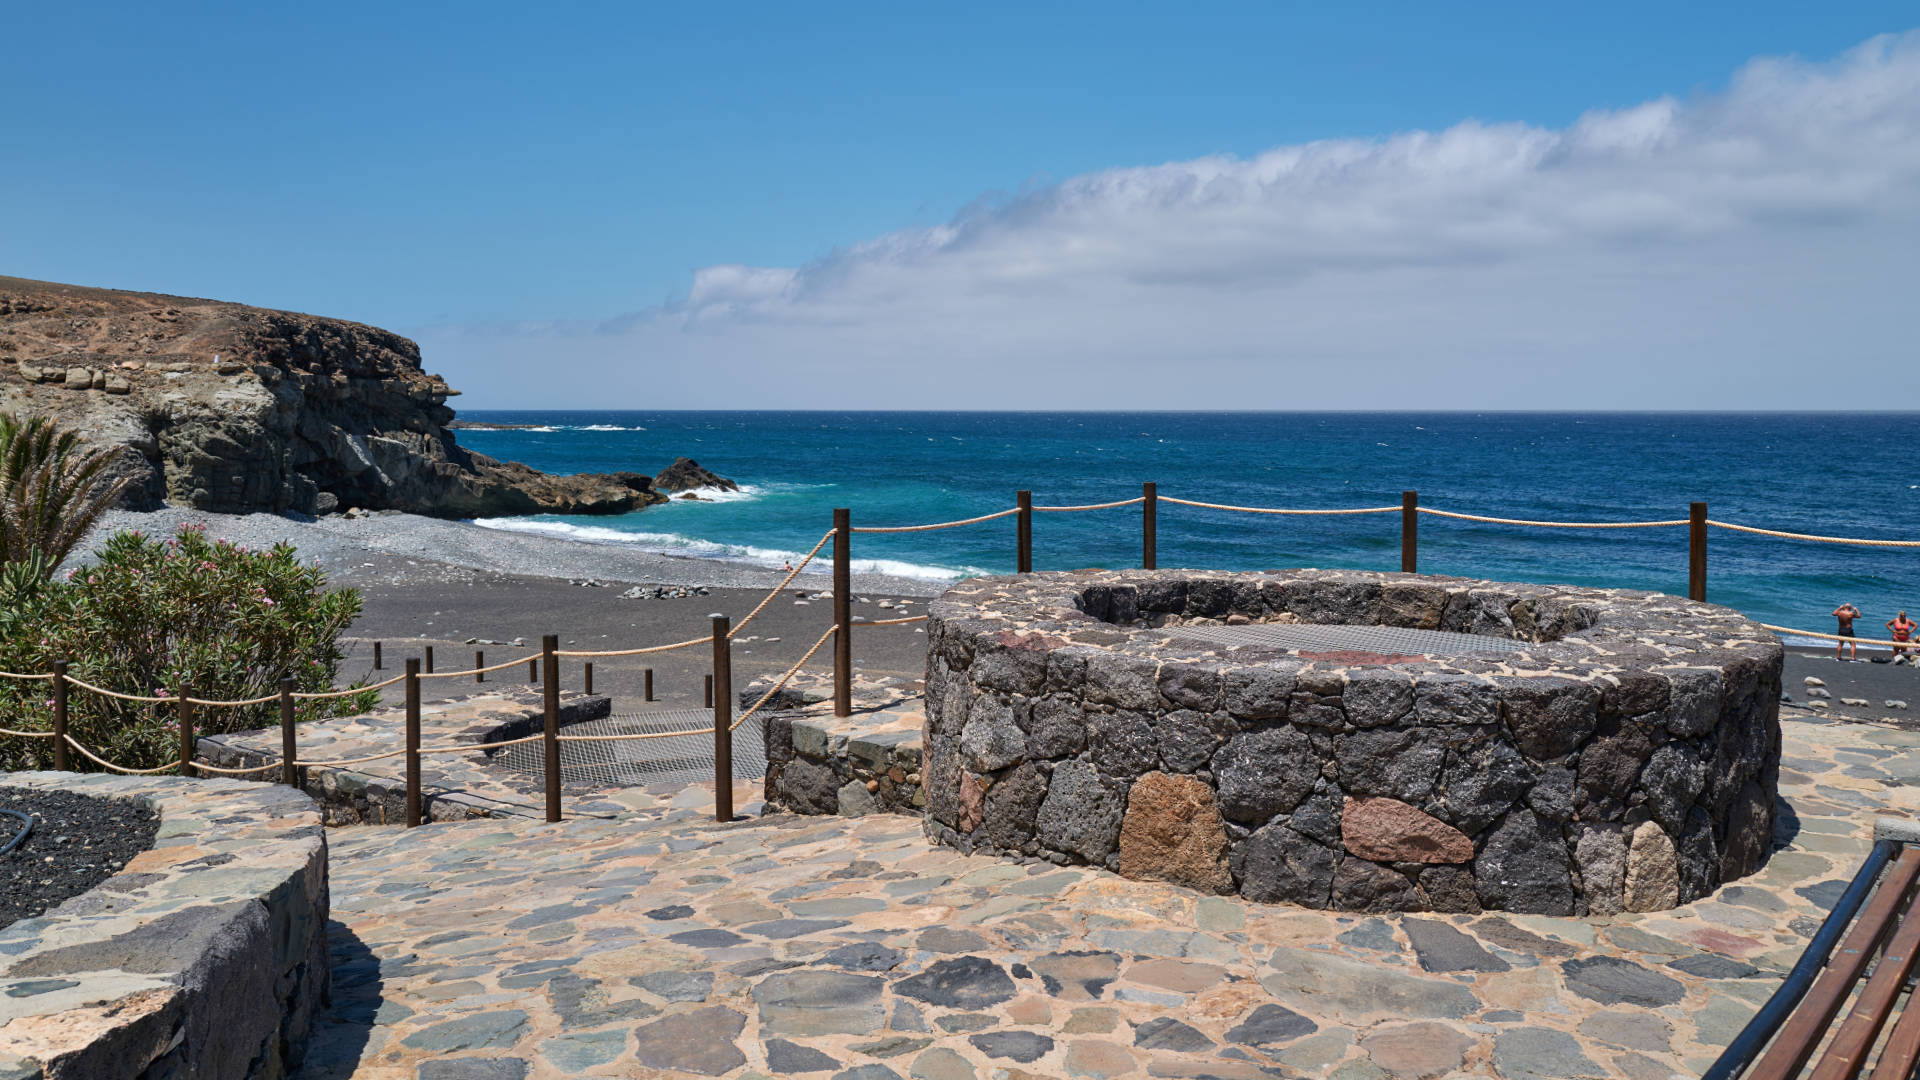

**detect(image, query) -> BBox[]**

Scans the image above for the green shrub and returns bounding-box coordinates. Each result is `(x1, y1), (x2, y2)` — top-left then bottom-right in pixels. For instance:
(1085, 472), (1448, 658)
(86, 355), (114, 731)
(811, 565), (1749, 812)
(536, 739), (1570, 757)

(0, 524), (379, 772)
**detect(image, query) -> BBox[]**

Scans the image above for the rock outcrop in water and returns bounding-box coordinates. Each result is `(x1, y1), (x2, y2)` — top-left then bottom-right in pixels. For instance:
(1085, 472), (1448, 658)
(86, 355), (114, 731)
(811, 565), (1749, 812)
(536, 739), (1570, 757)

(0, 276), (719, 517)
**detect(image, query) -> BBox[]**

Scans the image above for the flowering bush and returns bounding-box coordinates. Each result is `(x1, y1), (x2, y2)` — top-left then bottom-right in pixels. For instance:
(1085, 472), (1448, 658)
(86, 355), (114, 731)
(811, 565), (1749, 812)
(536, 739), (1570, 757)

(0, 525), (378, 772)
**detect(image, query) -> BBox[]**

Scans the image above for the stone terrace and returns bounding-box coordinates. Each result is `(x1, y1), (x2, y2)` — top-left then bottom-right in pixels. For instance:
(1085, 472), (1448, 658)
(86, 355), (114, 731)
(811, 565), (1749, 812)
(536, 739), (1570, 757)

(294, 707), (1917, 1080)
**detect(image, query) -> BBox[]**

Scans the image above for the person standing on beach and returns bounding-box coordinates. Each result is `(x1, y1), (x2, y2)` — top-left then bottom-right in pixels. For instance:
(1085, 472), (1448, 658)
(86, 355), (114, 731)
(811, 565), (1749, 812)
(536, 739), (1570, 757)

(1891, 610), (1916, 664)
(1834, 603), (1862, 660)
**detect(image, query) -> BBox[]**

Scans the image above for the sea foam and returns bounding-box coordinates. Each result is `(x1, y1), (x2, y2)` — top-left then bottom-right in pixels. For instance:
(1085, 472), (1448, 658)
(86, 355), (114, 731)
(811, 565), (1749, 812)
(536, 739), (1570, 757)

(470, 517), (980, 583)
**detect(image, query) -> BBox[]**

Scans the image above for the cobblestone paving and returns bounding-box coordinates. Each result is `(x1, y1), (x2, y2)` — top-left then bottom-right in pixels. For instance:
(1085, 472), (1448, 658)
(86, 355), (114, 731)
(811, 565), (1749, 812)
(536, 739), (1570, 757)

(298, 710), (1920, 1079)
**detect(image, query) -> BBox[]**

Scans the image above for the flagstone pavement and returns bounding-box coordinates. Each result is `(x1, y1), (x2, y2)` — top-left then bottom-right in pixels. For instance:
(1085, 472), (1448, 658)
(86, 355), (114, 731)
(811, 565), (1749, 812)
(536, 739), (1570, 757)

(295, 710), (1920, 1080)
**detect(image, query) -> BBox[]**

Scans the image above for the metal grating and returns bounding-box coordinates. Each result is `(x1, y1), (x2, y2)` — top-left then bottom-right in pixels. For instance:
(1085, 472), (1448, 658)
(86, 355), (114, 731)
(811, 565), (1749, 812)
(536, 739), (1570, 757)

(489, 709), (767, 788)
(1168, 622), (1530, 660)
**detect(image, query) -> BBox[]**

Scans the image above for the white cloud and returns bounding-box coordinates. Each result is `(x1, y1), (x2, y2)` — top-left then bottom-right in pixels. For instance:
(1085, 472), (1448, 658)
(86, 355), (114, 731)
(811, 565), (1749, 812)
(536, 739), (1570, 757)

(424, 31), (1920, 409)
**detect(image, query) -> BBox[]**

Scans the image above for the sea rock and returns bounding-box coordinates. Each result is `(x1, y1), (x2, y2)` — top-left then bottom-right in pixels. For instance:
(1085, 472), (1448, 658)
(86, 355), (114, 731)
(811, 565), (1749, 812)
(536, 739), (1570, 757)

(652, 457), (740, 493)
(1340, 797), (1472, 864)
(1118, 772), (1232, 893)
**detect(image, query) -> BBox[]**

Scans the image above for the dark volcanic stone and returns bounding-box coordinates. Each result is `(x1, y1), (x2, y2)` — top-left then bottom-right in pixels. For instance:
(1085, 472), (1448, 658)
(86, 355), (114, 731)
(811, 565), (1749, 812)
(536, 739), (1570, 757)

(1576, 714), (1654, 817)
(1561, 956), (1684, 1007)
(893, 957), (1017, 1010)
(982, 762), (1048, 851)
(1213, 727), (1320, 823)
(1499, 679), (1599, 759)
(764, 1038), (840, 1073)
(1439, 740), (1533, 834)
(778, 757), (842, 817)
(1226, 1003), (1318, 1046)
(1402, 919), (1511, 972)
(0, 787), (160, 930)
(823, 943), (905, 972)
(1331, 858), (1426, 913)
(1233, 822), (1335, 907)
(1474, 810), (1574, 915)
(1154, 709), (1236, 773)
(1335, 726), (1446, 804)
(1087, 710), (1160, 780)
(1026, 693), (1087, 758)
(970, 1030), (1056, 1062)
(1419, 865), (1482, 914)
(1134, 1016), (1214, 1052)
(1288, 785), (1345, 847)
(1036, 761), (1124, 862)
(1527, 765), (1576, 821)
(1641, 744), (1708, 836)
(1343, 669), (1415, 727)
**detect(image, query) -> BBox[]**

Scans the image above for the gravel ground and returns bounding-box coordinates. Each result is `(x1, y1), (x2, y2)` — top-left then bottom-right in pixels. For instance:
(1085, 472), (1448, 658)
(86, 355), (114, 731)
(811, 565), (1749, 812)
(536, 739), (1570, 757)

(77, 508), (945, 598)
(0, 787), (159, 930)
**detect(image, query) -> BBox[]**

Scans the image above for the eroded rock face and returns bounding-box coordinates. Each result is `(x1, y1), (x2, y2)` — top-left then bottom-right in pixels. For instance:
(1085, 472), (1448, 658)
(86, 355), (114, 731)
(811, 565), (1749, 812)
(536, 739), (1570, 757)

(0, 276), (711, 517)
(924, 567), (1781, 914)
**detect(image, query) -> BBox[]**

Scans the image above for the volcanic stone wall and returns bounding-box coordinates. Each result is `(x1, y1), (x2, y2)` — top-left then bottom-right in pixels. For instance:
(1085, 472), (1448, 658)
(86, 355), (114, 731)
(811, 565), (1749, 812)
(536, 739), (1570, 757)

(922, 569), (1783, 916)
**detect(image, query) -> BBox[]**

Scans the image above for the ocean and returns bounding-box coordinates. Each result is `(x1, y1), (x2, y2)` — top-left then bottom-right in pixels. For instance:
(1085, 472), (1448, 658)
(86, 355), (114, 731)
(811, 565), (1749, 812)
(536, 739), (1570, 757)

(452, 412), (1919, 644)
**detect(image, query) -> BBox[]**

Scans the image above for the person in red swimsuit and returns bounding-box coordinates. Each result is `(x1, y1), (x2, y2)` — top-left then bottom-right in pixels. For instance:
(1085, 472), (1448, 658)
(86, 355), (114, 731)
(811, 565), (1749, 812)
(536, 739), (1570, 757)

(1890, 611), (1916, 664)
(1834, 603), (1862, 661)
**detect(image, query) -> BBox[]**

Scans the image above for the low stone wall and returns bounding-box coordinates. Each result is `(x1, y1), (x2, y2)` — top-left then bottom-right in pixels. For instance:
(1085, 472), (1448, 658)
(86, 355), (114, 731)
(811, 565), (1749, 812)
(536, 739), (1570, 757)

(760, 674), (926, 817)
(923, 568), (1783, 916)
(0, 773), (328, 1080)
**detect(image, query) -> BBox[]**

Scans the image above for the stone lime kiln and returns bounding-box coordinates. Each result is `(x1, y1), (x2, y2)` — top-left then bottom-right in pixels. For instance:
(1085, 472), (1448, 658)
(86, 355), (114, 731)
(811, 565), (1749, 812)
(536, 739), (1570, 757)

(921, 568), (1781, 915)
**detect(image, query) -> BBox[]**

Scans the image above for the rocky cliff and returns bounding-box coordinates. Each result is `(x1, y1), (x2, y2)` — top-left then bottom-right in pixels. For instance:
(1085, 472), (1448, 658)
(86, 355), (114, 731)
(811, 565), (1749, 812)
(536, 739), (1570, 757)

(0, 276), (687, 517)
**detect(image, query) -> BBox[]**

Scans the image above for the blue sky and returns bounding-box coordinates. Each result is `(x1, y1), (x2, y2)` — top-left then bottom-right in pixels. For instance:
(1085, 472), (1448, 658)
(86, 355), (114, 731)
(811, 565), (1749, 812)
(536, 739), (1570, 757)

(4, 4), (1918, 408)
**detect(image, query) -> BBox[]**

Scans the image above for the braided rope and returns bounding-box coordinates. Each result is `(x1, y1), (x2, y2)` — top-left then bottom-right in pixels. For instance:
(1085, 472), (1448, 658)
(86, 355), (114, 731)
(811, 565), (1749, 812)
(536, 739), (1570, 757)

(1711, 521), (1920, 548)
(292, 674), (407, 698)
(730, 529), (833, 639)
(1160, 496), (1401, 516)
(732, 623), (839, 732)
(1420, 508), (1689, 529)
(1762, 624), (1920, 648)
(61, 735), (177, 775)
(182, 691), (284, 707)
(417, 653), (542, 680)
(556, 635), (707, 659)
(852, 508), (1020, 533)
(1033, 497), (1146, 512)
(0, 727), (55, 739)
(0, 671), (53, 682)
(61, 677), (174, 703)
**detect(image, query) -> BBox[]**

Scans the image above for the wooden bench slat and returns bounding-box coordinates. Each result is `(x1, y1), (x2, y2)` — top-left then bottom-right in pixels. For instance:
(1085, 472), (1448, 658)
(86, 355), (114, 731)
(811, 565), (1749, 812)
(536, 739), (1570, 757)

(1808, 877), (1920, 1080)
(1865, 976), (1920, 1080)
(1749, 848), (1920, 1080)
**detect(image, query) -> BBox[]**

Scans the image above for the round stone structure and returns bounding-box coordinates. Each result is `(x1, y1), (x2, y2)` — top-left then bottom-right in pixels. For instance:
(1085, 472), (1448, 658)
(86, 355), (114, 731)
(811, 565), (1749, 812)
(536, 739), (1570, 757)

(922, 568), (1782, 916)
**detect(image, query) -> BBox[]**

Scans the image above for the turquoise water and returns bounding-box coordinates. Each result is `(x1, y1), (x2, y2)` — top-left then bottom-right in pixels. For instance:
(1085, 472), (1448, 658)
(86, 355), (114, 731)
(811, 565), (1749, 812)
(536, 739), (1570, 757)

(454, 412), (1920, 640)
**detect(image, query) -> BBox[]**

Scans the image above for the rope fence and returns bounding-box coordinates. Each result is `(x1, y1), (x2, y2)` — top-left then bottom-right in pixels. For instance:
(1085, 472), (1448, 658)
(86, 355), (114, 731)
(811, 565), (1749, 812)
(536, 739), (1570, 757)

(5, 483), (1917, 822)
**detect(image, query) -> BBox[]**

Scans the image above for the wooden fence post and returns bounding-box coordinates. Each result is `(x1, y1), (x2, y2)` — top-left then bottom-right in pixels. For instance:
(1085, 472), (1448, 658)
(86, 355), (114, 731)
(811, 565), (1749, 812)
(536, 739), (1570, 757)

(373, 641), (382, 670)
(1017, 490), (1033, 574)
(834, 508), (852, 718)
(1690, 502), (1708, 602)
(424, 646), (434, 674)
(584, 661), (594, 696)
(475, 650), (485, 684)
(404, 660), (421, 827)
(51, 660), (68, 772)
(1142, 482), (1157, 570)
(176, 683), (194, 778)
(712, 614), (734, 823)
(542, 634), (561, 823)
(1402, 490), (1418, 574)
(644, 668), (654, 702)
(279, 676), (298, 787)
(528, 657), (538, 683)
(704, 675), (713, 708)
